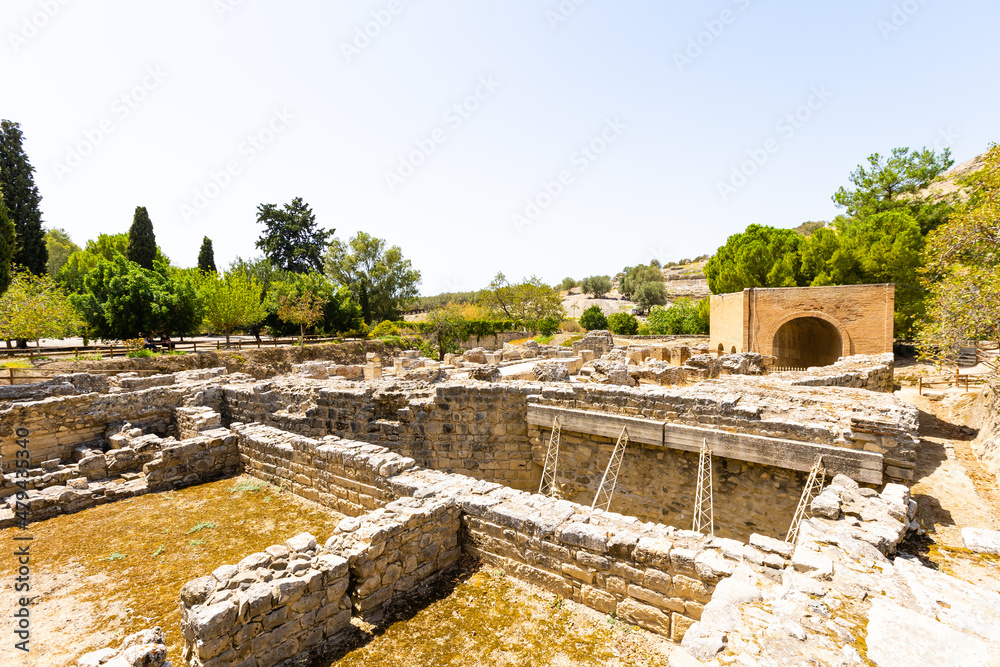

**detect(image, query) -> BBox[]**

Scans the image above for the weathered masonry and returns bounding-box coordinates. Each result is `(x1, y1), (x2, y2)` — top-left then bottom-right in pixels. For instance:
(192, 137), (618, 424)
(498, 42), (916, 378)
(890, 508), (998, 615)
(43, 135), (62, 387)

(710, 284), (896, 368)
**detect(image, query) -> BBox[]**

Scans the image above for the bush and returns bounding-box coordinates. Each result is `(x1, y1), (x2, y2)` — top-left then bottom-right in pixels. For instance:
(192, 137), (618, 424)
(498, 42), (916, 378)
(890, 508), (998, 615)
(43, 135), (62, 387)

(126, 349), (156, 358)
(369, 320), (401, 338)
(560, 319), (584, 333)
(643, 298), (709, 335)
(607, 312), (639, 335)
(536, 316), (561, 336)
(579, 306), (608, 331)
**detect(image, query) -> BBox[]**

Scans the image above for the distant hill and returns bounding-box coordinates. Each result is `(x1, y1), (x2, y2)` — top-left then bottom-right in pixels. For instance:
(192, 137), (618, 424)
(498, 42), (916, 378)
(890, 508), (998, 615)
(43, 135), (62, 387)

(909, 153), (986, 204)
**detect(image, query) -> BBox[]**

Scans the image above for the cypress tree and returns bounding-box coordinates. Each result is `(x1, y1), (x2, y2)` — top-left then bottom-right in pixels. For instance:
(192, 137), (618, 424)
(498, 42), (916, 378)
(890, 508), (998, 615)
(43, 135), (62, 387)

(0, 120), (47, 275)
(127, 206), (156, 270)
(0, 189), (15, 296)
(197, 236), (217, 273)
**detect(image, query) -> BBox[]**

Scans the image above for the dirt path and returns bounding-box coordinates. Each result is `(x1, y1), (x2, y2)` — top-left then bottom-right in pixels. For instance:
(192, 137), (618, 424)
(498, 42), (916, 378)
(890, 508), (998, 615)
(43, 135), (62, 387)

(895, 385), (1000, 594)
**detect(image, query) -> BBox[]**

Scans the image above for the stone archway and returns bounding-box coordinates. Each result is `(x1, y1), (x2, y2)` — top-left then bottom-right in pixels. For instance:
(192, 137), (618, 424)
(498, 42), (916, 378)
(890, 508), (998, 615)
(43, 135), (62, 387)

(770, 316), (843, 368)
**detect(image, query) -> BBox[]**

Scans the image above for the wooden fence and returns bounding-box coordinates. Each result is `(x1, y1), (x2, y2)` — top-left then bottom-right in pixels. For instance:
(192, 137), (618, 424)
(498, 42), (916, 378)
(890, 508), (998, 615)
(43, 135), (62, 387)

(1, 336), (345, 362)
(918, 373), (990, 395)
(3, 367), (166, 386)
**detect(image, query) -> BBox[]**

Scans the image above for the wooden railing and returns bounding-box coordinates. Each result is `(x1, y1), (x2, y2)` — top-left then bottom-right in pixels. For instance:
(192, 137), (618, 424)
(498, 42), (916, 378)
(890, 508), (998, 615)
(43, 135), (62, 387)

(2, 367), (166, 386)
(918, 373), (990, 395)
(0, 336), (345, 362)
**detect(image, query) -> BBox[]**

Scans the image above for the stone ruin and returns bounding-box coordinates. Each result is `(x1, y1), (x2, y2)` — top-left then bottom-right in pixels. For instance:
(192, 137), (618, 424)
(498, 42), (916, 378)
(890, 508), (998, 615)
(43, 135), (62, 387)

(1, 343), (998, 667)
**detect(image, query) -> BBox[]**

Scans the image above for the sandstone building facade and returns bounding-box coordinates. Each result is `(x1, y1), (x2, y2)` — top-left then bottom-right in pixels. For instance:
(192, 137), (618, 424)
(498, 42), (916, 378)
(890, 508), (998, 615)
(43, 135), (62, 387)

(709, 284), (896, 368)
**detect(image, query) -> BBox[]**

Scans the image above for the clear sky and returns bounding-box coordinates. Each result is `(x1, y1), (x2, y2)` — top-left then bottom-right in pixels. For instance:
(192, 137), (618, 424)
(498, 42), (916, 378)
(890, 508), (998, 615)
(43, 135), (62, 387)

(4, 0), (998, 295)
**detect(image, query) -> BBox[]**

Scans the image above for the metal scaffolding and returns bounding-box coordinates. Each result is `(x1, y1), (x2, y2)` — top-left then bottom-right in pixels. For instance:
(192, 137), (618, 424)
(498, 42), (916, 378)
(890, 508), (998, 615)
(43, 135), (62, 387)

(592, 426), (629, 512)
(538, 417), (562, 497)
(692, 438), (714, 536)
(786, 455), (827, 543)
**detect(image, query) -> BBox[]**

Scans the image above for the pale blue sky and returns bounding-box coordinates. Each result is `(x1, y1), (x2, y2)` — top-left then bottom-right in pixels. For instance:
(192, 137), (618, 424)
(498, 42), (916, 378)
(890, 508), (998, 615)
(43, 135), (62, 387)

(4, 0), (997, 295)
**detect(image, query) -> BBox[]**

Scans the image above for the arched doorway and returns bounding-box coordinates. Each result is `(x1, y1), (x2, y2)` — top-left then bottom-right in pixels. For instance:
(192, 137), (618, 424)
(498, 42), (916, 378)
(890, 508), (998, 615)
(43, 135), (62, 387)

(771, 317), (842, 368)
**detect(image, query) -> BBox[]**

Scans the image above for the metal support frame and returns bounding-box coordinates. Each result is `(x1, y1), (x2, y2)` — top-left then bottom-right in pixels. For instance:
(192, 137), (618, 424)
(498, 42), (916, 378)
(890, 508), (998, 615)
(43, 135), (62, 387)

(786, 455), (827, 544)
(539, 417), (562, 497)
(592, 426), (629, 512)
(692, 438), (714, 536)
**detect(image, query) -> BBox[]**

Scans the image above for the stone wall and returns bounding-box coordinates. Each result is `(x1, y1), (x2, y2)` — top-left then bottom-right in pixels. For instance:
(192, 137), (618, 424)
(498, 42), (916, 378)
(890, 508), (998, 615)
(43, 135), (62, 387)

(0, 369), (238, 471)
(778, 353), (895, 393)
(526, 425), (804, 541)
(969, 381), (1000, 486)
(179, 533), (353, 667)
(0, 425), (239, 528)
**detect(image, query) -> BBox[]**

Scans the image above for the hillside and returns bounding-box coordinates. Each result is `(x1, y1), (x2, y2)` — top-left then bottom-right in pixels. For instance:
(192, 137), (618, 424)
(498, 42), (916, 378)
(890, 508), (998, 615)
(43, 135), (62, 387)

(910, 152), (986, 203)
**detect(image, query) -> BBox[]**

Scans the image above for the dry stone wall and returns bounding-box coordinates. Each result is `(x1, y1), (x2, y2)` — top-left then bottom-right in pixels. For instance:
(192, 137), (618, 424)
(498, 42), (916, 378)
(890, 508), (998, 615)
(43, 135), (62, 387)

(527, 425), (804, 542)
(179, 533), (352, 667)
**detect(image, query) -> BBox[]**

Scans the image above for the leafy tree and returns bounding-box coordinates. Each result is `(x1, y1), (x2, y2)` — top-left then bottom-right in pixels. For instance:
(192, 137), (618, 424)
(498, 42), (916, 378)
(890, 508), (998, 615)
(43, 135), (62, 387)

(424, 304), (470, 360)
(919, 143), (1000, 362)
(802, 211), (925, 335)
(126, 206), (156, 270)
(0, 191), (14, 296)
(72, 256), (182, 340)
(579, 305), (608, 331)
(324, 231), (421, 325)
(633, 280), (667, 313)
(618, 264), (664, 299)
(477, 273), (565, 331)
(643, 298), (709, 335)
(607, 312), (639, 335)
(581, 275), (612, 298)
(0, 269), (80, 347)
(270, 271), (361, 340)
(277, 289), (328, 345)
(199, 271), (268, 345)
(58, 233), (170, 293)
(705, 224), (804, 294)
(833, 147), (955, 234)
(255, 197), (333, 273)
(197, 237), (217, 273)
(558, 277), (578, 292)
(44, 228), (80, 277)
(165, 268), (206, 339)
(0, 120), (47, 274)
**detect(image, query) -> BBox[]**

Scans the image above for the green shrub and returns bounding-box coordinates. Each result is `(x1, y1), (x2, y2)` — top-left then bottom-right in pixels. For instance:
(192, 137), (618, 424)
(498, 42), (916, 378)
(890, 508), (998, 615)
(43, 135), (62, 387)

(607, 312), (639, 335)
(126, 349), (156, 358)
(579, 306), (608, 331)
(644, 298), (710, 335)
(369, 320), (401, 338)
(536, 316), (561, 336)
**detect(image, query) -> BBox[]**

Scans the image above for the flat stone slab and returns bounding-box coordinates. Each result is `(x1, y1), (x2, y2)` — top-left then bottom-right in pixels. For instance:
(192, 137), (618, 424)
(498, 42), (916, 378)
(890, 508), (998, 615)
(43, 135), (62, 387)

(866, 598), (995, 667)
(961, 527), (1000, 555)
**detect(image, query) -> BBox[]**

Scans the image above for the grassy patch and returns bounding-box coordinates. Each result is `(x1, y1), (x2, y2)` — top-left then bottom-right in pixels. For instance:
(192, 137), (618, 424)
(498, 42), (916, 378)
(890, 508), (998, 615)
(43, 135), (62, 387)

(1, 359), (33, 369)
(0, 474), (344, 665)
(185, 522), (216, 534)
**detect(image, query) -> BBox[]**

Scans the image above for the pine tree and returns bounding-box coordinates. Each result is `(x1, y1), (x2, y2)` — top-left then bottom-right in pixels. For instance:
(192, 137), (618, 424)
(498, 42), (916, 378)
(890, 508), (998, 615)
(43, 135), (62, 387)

(0, 190), (15, 296)
(0, 120), (47, 275)
(127, 206), (156, 270)
(197, 236), (217, 273)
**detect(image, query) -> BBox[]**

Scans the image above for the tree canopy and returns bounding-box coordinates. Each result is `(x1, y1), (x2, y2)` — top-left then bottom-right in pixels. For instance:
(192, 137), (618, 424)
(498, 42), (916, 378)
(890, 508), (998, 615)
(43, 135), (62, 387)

(199, 270), (268, 344)
(705, 224), (803, 294)
(45, 228), (81, 277)
(255, 197), (332, 273)
(0, 270), (80, 346)
(832, 146), (955, 234)
(581, 275), (611, 298)
(919, 142), (1000, 361)
(197, 237), (217, 273)
(477, 273), (564, 330)
(324, 231), (421, 324)
(127, 206), (156, 270)
(0, 190), (14, 296)
(0, 120), (47, 274)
